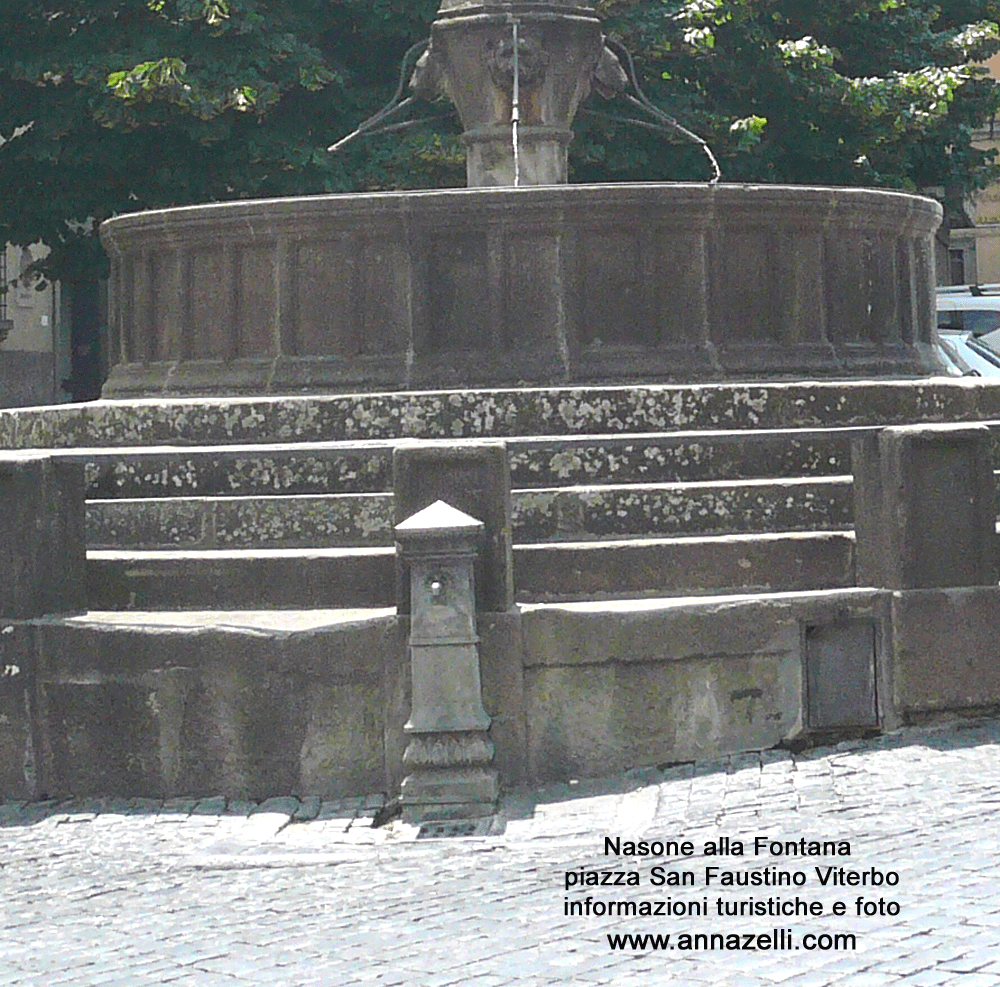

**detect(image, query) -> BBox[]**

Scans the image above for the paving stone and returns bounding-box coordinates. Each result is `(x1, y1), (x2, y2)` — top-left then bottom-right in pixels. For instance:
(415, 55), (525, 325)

(2, 721), (1000, 986)
(223, 799), (256, 817)
(316, 797), (363, 820)
(192, 796), (227, 815)
(293, 797), (321, 822)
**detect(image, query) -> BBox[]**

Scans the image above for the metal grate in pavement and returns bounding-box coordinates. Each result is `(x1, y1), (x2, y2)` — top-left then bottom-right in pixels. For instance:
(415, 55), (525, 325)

(417, 818), (494, 839)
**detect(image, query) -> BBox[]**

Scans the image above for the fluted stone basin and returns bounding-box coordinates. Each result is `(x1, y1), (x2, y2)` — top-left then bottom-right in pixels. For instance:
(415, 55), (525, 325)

(99, 183), (942, 398)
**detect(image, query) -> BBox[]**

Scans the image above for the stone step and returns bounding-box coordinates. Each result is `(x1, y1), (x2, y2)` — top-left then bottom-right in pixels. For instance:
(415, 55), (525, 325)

(86, 478), (853, 550)
(57, 428), (854, 500)
(4, 380), (1000, 449)
(509, 430), (853, 489)
(86, 532), (855, 609)
(87, 492), (395, 551)
(514, 532), (855, 602)
(77, 441), (394, 499)
(87, 548), (396, 610)
(512, 478), (853, 543)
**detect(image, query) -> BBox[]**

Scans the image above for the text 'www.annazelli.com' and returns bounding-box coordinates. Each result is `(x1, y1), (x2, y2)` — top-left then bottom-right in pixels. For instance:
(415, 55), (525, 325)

(607, 930), (857, 952)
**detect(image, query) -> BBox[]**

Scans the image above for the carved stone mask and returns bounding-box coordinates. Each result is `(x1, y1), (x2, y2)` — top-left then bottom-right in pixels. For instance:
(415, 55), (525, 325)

(488, 35), (549, 89)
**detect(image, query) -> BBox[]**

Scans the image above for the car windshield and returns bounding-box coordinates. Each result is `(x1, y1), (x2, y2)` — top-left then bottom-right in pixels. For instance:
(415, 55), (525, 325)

(937, 308), (1000, 334)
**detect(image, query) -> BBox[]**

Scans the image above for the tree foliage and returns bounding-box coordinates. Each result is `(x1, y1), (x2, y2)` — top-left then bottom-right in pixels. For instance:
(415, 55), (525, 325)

(580, 0), (1000, 215)
(2, 0), (1000, 284)
(0, 0), (447, 282)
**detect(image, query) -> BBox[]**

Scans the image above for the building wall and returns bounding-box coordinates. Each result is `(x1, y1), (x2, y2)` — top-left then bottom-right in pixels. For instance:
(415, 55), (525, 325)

(949, 55), (1000, 285)
(0, 243), (64, 407)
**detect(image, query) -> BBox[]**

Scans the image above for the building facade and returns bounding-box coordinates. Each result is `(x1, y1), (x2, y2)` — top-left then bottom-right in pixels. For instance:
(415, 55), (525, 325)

(0, 244), (107, 408)
(0, 243), (69, 408)
(947, 54), (1000, 285)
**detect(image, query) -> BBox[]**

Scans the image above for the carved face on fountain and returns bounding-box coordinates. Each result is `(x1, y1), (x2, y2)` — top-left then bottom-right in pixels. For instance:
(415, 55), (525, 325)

(487, 34), (549, 91)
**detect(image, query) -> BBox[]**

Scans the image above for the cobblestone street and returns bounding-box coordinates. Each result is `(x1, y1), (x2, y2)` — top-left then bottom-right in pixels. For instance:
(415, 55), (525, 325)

(2, 719), (999, 986)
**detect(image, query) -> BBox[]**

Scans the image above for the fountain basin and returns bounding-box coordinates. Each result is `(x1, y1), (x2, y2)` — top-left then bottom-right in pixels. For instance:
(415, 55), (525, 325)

(99, 183), (942, 398)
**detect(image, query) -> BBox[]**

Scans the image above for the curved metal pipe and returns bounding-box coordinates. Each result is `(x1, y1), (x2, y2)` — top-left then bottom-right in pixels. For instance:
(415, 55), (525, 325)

(328, 40), (429, 153)
(604, 37), (721, 184)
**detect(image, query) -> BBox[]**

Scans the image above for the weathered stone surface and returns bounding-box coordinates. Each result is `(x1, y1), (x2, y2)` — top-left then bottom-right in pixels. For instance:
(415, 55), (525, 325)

(520, 598), (803, 780)
(418, 0), (604, 186)
(518, 590), (878, 779)
(5, 381), (1000, 451)
(853, 424), (997, 589)
(0, 586), (954, 801)
(24, 612), (400, 800)
(0, 453), (86, 618)
(402, 733), (494, 768)
(98, 186), (941, 396)
(0, 623), (37, 800)
(297, 681), (386, 798)
(42, 678), (169, 797)
(520, 595), (803, 668)
(477, 611), (527, 788)
(804, 619), (878, 730)
(394, 442), (514, 612)
(36, 430), (852, 502)
(84, 534), (854, 610)
(79, 443), (392, 499)
(85, 477), (852, 552)
(87, 548), (396, 610)
(890, 587), (1000, 715)
(397, 501), (491, 734)
(87, 493), (394, 549)
(396, 500), (497, 818)
(0, 351), (56, 409)
(4, 371), (1000, 799)
(515, 532), (855, 601)
(213, 493), (393, 550)
(399, 765), (499, 821)
(523, 651), (800, 781)
(512, 477), (852, 541)
(87, 497), (209, 549)
(508, 429), (852, 488)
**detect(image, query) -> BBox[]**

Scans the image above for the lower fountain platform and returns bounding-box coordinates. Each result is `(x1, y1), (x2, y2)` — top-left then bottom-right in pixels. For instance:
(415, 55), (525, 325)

(99, 184), (942, 398)
(4, 377), (1000, 800)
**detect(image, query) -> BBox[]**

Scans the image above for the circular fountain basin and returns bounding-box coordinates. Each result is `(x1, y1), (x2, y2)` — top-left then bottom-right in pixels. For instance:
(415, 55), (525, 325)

(99, 183), (942, 398)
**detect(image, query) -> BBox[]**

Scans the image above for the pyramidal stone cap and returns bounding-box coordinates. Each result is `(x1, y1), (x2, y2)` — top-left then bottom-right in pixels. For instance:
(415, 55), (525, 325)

(394, 500), (485, 537)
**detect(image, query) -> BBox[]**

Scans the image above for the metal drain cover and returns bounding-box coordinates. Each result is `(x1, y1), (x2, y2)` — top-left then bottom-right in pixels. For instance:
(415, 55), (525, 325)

(417, 818), (495, 839)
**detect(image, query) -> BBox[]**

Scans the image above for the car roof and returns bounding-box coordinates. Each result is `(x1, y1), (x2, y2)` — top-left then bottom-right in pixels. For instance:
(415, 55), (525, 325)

(936, 294), (1000, 311)
(937, 283), (1000, 295)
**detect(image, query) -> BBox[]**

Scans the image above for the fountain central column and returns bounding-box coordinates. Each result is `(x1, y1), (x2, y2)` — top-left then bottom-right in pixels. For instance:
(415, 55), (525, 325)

(412, 0), (606, 186)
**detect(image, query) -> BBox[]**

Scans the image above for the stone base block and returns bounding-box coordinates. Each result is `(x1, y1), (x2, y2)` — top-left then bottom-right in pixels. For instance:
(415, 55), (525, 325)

(399, 766), (499, 823)
(0, 453), (86, 618)
(393, 441), (513, 613)
(890, 587), (1000, 716)
(0, 623), (38, 801)
(853, 425), (997, 589)
(403, 732), (495, 769)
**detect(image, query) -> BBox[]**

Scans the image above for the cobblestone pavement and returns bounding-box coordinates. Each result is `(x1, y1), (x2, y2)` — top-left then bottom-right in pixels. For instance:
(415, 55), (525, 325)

(2, 719), (1000, 987)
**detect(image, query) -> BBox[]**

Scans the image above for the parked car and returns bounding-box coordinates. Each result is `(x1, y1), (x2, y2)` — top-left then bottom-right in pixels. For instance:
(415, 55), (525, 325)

(936, 285), (1000, 376)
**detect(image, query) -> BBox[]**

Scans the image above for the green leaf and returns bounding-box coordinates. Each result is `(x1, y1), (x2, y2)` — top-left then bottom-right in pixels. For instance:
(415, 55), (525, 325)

(730, 114), (767, 150)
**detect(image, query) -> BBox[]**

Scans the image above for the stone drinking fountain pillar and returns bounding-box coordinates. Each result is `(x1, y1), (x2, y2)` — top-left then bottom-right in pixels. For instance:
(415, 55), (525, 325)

(395, 500), (499, 822)
(412, 0), (609, 186)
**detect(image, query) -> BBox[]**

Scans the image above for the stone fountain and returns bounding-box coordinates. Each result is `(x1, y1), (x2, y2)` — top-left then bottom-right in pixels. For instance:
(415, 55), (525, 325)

(6, 0), (999, 809)
(98, 0), (942, 399)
